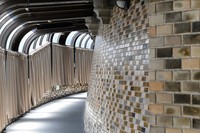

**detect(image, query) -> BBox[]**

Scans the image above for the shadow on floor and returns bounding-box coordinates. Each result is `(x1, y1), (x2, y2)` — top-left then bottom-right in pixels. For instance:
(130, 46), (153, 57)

(3, 92), (87, 133)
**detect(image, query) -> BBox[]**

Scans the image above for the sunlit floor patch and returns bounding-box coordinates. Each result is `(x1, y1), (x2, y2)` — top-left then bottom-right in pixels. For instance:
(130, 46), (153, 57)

(5, 122), (47, 131)
(22, 112), (56, 119)
(4, 92), (87, 133)
(69, 92), (87, 98)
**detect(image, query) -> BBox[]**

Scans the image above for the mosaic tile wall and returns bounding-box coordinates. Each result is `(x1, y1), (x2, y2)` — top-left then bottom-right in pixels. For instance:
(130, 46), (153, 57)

(85, 0), (150, 132)
(149, 0), (200, 133)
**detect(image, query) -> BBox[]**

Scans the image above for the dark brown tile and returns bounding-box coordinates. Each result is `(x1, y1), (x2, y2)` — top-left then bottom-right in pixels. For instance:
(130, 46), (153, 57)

(192, 95), (200, 105)
(183, 34), (200, 44)
(193, 119), (200, 129)
(166, 12), (182, 23)
(157, 48), (172, 58)
(183, 106), (200, 116)
(165, 59), (181, 69)
(174, 23), (191, 34)
(165, 82), (181, 92)
(192, 22), (200, 32)
(174, 94), (190, 104)
(182, 82), (200, 92)
(193, 71), (200, 80)
(156, 2), (173, 13)
(174, 71), (190, 81)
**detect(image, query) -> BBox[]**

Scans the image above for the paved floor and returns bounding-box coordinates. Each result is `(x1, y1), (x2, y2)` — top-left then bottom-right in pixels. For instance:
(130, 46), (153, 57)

(4, 92), (87, 133)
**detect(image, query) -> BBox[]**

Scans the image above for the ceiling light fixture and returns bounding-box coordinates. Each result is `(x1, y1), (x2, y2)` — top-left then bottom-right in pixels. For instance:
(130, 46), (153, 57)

(115, 0), (130, 10)
(25, 8), (29, 12)
(47, 20), (52, 23)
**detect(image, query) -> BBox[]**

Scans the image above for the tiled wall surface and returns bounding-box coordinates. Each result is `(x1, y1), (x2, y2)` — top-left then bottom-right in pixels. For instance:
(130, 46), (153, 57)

(85, 0), (200, 133)
(85, 0), (150, 132)
(149, 0), (200, 133)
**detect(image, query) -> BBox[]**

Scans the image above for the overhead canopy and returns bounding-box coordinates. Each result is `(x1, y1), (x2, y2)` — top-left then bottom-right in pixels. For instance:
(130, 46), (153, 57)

(0, 0), (95, 53)
(27, 31), (94, 54)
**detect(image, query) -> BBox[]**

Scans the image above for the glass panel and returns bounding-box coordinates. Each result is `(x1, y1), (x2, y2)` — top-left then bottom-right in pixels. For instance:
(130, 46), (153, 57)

(41, 34), (49, 45)
(6, 25), (23, 50)
(86, 39), (93, 49)
(75, 33), (86, 48)
(35, 36), (42, 49)
(18, 30), (35, 52)
(0, 17), (14, 35)
(81, 34), (90, 48)
(65, 31), (79, 45)
(28, 40), (36, 54)
(52, 33), (62, 44)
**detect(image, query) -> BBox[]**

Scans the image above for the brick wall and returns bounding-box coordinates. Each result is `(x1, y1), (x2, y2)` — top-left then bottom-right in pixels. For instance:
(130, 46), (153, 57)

(85, 0), (150, 132)
(85, 0), (200, 133)
(149, 0), (200, 133)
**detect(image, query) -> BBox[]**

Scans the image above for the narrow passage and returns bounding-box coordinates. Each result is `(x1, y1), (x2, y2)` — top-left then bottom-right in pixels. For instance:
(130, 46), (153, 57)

(4, 92), (87, 133)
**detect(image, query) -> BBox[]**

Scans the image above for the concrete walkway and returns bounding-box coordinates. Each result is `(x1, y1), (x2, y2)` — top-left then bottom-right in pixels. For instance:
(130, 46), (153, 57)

(4, 92), (87, 133)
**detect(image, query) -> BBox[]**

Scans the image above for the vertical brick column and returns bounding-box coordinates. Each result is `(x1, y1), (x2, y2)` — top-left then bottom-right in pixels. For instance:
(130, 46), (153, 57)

(85, 0), (150, 133)
(149, 0), (200, 133)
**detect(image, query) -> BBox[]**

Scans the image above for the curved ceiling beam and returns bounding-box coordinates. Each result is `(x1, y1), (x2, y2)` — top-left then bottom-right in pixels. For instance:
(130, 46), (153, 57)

(0, 5), (93, 33)
(22, 24), (88, 54)
(18, 29), (37, 52)
(34, 35), (43, 49)
(0, 0), (93, 14)
(24, 32), (42, 53)
(26, 30), (94, 54)
(71, 32), (94, 49)
(0, 0), (95, 53)
(28, 34), (50, 54)
(65, 31), (82, 47)
(0, 5), (93, 30)
(8, 24), (37, 50)
(0, 3), (94, 51)
(52, 33), (63, 44)
(41, 34), (50, 46)
(3, 19), (88, 52)
(59, 33), (70, 46)
(86, 38), (94, 49)
(81, 34), (90, 48)
(0, 3), (93, 22)
(28, 40), (37, 54)
(0, 3), (93, 24)
(75, 33), (87, 48)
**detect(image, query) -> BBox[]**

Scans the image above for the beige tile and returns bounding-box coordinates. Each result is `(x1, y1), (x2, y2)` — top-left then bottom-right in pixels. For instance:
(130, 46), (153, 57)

(149, 104), (164, 114)
(156, 71), (172, 81)
(174, 117), (191, 128)
(173, 47), (191, 57)
(183, 10), (200, 21)
(156, 93), (172, 103)
(166, 128), (182, 133)
(157, 116), (172, 126)
(164, 105), (181, 116)
(149, 81), (164, 92)
(191, 47), (200, 57)
(149, 26), (157, 36)
(182, 59), (200, 69)
(150, 37), (165, 47)
(191, 0), (200, 8)
(166, 36), (182, 46)
(149, 14), (164, 26)
(184, 129), (200, 133)
(150, 60), (164, 70)
(157, 24), (173, 35)
(174, 0), (190, 11)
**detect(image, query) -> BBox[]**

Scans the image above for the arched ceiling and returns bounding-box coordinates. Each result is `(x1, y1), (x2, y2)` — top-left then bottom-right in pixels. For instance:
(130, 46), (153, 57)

(27, 31), (94, 54)
(0, 0), (97, 53)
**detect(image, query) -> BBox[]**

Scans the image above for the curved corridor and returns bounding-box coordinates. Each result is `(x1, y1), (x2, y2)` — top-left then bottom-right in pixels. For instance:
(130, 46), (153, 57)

(3, 92), (87, 133)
